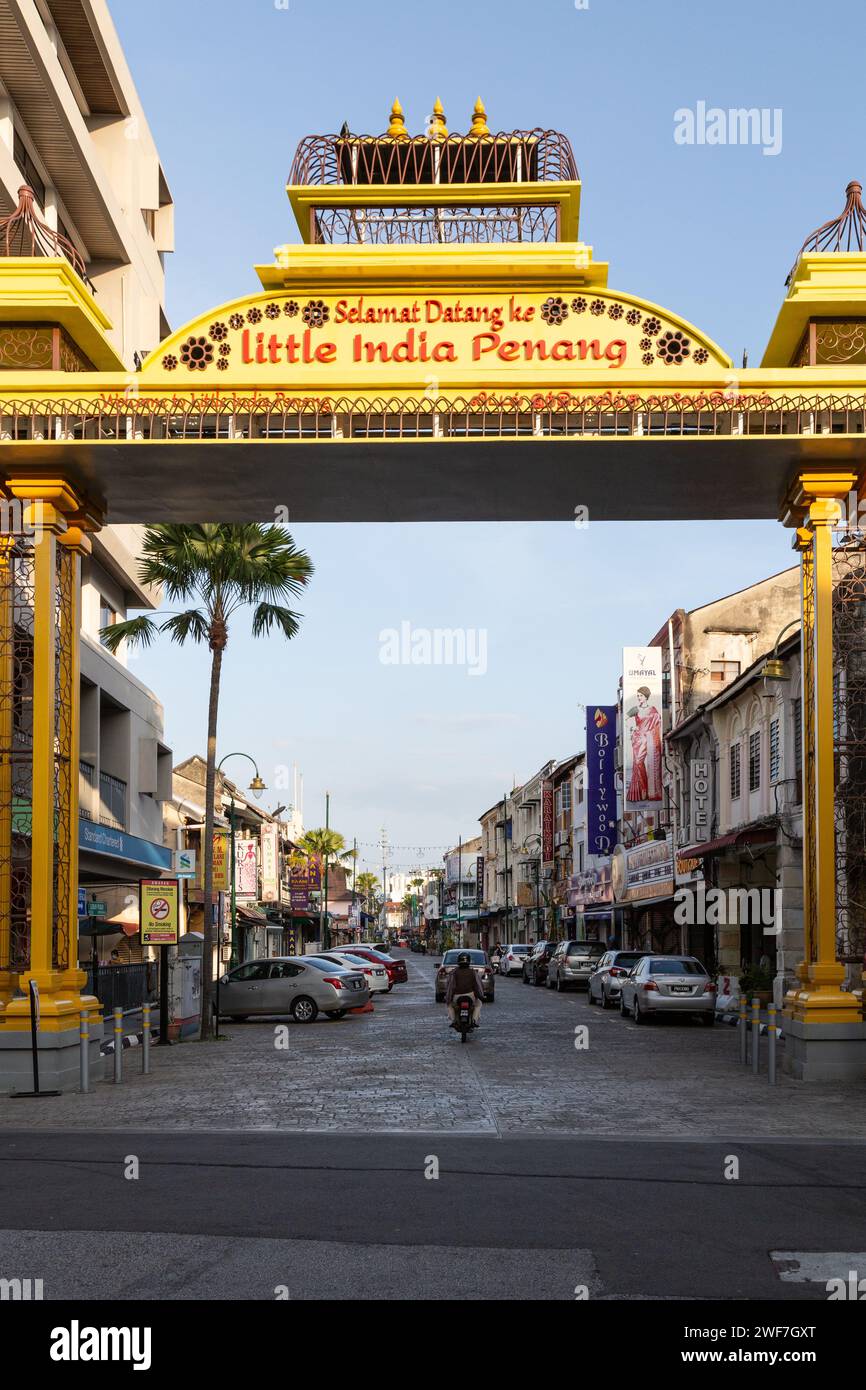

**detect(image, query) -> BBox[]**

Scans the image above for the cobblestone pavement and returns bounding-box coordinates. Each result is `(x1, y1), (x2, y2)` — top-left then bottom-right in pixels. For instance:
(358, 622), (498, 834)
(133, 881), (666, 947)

(3, 952), (866, 1135)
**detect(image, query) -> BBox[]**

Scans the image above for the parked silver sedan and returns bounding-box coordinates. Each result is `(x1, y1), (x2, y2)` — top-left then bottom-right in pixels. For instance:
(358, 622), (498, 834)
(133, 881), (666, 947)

(217, 956), (370, 1023)
(587, 950), (648, 1008)
(619, 955), (715, 1025)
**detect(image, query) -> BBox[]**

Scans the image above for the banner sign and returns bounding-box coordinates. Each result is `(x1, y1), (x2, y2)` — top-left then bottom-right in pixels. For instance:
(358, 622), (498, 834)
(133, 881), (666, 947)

(690, 757), (711, 844)
(260, 824), (279, 903)
(623, 647), (664, 805)
(542, 780), (554, 864)
(235, 838), (259, 897)
(140, 878), (179, 945)
(196, 831), (229, 892)
(289, 855), (322, 892)
(586, 705), (617, 855)
(476, 855), (485, 903)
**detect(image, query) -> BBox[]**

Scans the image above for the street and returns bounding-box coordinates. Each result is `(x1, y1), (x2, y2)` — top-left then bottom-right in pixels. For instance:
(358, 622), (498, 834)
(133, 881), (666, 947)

(2, 953), (866, 1301)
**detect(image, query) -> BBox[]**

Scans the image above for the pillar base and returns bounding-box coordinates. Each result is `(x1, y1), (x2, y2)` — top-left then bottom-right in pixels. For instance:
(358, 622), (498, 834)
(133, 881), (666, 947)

(0, 991), (103, 1094)
(784, 982), (862, 1025)
(782, 1014), (866, 1082)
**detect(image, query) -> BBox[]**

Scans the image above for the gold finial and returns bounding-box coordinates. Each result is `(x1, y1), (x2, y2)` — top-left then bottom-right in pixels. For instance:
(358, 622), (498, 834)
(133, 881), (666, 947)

(469, 97), (490, 138)
(428, 96), (449, 139)
(386, 97), (408, 139)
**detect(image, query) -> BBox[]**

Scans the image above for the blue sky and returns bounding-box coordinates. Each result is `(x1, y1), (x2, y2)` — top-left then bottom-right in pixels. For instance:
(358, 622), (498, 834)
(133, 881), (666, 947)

(111, 0), (862, 877)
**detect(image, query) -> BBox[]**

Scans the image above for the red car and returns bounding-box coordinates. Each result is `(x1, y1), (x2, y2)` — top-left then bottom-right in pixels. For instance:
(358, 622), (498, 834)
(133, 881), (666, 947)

(331, 946), (408, 986)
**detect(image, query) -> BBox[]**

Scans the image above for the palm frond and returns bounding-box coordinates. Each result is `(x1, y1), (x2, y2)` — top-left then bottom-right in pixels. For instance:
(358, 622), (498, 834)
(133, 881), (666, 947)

(99, 615), (160, 654)
(160, 609), (209, 645)
(251, 603), (302, 640)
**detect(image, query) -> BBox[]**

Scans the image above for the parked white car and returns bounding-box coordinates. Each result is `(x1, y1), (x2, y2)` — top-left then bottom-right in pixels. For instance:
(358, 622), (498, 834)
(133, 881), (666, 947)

(498, 944), (530, 976)
(307, 952), (390, 993)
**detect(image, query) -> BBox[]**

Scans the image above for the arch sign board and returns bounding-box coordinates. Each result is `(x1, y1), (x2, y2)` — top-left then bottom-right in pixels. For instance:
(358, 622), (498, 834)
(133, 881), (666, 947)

(142, 285), (730, 394)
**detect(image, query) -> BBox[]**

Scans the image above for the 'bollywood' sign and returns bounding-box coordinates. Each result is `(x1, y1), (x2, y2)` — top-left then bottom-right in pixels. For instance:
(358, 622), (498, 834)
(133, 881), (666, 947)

(586, 705), (617, 855)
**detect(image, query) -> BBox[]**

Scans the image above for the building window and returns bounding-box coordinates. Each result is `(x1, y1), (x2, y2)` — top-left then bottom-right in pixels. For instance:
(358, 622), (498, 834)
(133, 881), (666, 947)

(560, 781), (571, 815)
(99, 602), (118, 646)
(99, 772), (126, 830)
(749, 731), (761, 792)
(79, 761), (95, 819)
(730, 742), (741, 800)
(13, 131), (46, 208)
(711, 660), (741, 685)
(769, 718), (781, 782)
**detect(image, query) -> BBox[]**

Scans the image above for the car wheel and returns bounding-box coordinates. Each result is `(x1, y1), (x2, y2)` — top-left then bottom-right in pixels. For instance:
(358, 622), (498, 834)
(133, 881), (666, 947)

(633, 996), (643, 1024)
(486, 995), (495, 1005)
(291, 996), (318, 1024)
(701, 1013), (715, 1027)
(435, 994), (444, 1004)
(556, 977), (563, 993)
(327, 1010), (347, 1020)
(620, 994), (629, 1016)
(601, 989), (612, 1010)
(587, 984), (596, 1004)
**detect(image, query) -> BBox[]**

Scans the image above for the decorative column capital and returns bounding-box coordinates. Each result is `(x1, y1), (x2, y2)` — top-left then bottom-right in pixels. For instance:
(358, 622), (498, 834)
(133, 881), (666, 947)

(781, 469), (858, 526)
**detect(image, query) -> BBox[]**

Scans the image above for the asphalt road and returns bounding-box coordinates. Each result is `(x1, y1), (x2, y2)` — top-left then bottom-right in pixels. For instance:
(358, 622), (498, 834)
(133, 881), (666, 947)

(2, 953), (865, 1301)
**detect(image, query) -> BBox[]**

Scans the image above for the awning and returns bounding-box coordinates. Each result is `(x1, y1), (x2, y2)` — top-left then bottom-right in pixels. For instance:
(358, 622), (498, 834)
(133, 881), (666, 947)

(686, 825), (778, 858)
(237, 904), (268, 924)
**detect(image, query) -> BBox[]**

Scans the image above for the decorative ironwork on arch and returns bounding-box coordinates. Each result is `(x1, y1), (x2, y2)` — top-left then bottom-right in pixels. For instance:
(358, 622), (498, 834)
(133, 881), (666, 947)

(788, 180), (866, 284)
(0, 185), (89, 283)
(1, 390), (866, 443)
(289, 127), (578, 189)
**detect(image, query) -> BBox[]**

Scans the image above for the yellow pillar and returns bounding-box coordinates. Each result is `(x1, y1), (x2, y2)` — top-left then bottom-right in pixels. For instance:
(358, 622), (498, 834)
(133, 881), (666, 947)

(0, 535), (15, 1007)
(786, 471), (860, 1024)
(0, 480), (99, 1039)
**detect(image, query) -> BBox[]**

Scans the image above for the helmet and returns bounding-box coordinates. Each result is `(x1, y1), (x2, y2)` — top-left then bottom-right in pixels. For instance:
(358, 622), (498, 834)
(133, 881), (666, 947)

(457, 952), (470, 968)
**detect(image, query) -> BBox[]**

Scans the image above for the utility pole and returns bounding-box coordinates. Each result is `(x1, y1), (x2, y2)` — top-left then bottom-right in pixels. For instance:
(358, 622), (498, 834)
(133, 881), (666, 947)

(457, 835), (462, 948)
(379, 826), (388, 938)
(503, 791), (510, 943)
(319, 791), (330, 949)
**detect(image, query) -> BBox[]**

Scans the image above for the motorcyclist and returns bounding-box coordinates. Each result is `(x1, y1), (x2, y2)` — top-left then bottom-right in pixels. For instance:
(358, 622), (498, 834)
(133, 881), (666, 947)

(445, 952), (483, 1029)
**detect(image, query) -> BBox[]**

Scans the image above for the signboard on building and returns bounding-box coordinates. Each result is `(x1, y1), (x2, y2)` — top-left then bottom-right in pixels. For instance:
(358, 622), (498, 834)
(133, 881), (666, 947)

(622, 647), (664, 806)
(586, 704), (617, 855)
(195, 831), (229, 892)
(476, 855), (485, 902)
(690, 757), (711, 843)
(140, 878), (180, 945)
(172, 847), (196, 877)
(611, 840), (674, 903)
(235, 838), (259, 897)
(541, 780), (554, 865)
(568, 865), (613, 911)
(260, 824), (279, 903)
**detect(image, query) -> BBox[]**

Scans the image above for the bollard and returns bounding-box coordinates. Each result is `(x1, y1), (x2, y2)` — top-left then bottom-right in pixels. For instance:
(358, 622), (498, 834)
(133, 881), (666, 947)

(751, 996), (760, 1075)
(739, 994), (748, 1065)
(79, 1010), (89, 1094)
(113, 1007), (123, 1083)
(767, 1004), (777, 1086)
(142, 1002), (151, 1075)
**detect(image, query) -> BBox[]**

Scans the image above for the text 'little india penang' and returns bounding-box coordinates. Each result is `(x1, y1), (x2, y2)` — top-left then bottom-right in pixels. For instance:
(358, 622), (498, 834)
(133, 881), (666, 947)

(241, 326), (628, 368)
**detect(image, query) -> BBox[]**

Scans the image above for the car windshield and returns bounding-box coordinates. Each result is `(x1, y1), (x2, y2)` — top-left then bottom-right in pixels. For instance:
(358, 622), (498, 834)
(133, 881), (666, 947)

(340, 954), (373, 966)
(302, 957), (351, 973)
(614, 953), (645, 966)
(649, 958), (706, 975)
(510, 945), (529, 955)
(442, 950), (487, 966)
(568, 943), (605, 956)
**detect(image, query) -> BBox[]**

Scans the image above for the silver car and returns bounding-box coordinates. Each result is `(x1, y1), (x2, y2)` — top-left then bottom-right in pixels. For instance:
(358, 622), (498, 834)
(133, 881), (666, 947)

(434, 948), (496, 1003)
(619, 955), (715, 1025)
(587, 950), (648, 1008)
(546, 939), (606, 991)
(217, 956), (370, 1023)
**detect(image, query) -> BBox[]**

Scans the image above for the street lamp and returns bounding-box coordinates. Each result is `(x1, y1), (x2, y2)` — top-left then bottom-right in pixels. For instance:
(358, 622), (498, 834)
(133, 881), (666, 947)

(216, 752), (267, 972)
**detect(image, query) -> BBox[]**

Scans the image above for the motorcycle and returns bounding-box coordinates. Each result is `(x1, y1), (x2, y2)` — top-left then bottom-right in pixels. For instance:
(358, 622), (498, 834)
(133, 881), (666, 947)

(452, 993), (476, 1044)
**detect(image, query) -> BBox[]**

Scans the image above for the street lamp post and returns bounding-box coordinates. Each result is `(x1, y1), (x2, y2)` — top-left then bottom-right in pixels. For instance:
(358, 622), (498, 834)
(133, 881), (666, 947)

(216, 753), (266, 973)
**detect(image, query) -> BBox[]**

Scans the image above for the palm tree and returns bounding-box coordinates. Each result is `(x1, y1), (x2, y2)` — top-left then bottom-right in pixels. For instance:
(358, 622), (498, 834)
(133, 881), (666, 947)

(355, 871), (380, 912)
(298, 827), (355, 877)
(100, 523), (313, 1039)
